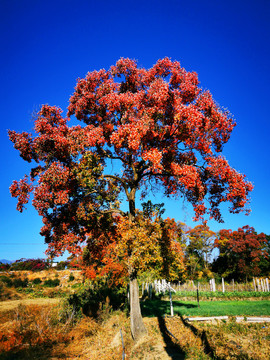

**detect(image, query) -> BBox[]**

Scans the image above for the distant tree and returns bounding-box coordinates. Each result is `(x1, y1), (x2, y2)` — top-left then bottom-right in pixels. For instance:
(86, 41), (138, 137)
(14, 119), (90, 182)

(185, 223), (216, 279)
(257, 234), (270, 276)
(0, 263), (10, 271)
(142, 200), (165, 219)
(9, 58), (253, 340)
(55, 261), (69, 270)
(213, 225), (267, 281)
(10, 258), (49, 271)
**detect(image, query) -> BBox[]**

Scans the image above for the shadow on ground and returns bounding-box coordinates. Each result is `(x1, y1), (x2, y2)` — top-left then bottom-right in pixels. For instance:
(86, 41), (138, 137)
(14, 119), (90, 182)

(141, 299), (197, 317)
(0, 345), (67, 360)
(157, 316), (186, 360)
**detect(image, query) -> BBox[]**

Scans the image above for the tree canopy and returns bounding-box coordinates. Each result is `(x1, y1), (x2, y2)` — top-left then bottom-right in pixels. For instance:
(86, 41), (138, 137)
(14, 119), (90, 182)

(8, 57), (253, 340)
(9, 58), (253, 253)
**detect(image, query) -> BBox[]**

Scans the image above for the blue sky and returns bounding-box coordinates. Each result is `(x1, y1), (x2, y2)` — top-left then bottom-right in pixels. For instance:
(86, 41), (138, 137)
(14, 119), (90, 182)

(1, 0), (269, 261)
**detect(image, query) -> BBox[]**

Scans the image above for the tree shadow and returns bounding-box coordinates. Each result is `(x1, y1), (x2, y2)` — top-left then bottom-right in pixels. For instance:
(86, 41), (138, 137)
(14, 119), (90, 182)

(157, 316), (186, 360)
(0, 344), (68, 360)
(179, 315), (224, 360)
(141, 299), (197, 317)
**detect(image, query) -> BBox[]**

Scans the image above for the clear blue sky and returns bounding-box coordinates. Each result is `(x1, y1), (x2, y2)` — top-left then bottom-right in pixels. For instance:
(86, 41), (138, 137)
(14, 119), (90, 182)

(1, 0), (269, 261)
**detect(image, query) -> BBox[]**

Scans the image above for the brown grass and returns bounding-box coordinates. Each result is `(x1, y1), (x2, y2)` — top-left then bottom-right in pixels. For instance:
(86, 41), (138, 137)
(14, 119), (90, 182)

(16, 269), (83, 285)
(196, 319), (270, 359)
(0, 298), (269, 359)
(0, 298), (60, 312)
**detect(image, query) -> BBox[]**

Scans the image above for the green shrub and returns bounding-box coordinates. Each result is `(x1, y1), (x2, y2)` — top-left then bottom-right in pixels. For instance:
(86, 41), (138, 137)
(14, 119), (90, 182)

(71, 283), (81, 289)
(58, 299), (82, 325)
(32, 277), (42, 285)
(66, 283), (127, 320)
(13, 277), (28, 288)
(43, 278), (60, 287)
(0, 275), (13, 287)
(68, 273), (75, 282)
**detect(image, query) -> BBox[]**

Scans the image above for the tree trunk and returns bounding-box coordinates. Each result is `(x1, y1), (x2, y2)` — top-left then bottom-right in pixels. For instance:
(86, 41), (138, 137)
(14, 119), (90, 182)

(129, 270), (147, 341)
(127, 187), (147, 341)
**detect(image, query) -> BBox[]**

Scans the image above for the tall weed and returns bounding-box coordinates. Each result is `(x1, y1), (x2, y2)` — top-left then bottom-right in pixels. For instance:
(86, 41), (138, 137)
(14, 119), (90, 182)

(0, 303), (72, 357)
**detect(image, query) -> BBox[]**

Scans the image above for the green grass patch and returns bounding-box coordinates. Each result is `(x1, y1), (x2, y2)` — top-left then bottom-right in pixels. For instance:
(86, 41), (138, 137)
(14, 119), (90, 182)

(141, 299), (270, 317)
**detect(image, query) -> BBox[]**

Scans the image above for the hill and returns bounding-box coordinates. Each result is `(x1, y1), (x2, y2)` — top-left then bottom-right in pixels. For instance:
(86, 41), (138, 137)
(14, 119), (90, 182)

(0, 259), (12, 264)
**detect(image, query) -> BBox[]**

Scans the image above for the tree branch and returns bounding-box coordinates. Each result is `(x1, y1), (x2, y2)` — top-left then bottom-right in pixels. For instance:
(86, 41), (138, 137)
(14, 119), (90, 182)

(101, 209), (126, 216)
(103, 174), (129, 197)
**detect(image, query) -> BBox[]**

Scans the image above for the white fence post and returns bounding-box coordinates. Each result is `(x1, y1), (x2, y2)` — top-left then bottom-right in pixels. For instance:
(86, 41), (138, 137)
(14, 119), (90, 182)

(262, 279), (266, 292)
(169, 287), (174, 316)
(256, 278), (261, 291)
(265, 278), (269, 291)
(222, 278), (225, 293)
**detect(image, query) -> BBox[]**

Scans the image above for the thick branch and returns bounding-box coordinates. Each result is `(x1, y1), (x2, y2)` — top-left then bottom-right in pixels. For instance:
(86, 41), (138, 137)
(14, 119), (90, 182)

(100, 208), (126, 216)
(96, 146), (128, 165)
(104, 174), (129, 198)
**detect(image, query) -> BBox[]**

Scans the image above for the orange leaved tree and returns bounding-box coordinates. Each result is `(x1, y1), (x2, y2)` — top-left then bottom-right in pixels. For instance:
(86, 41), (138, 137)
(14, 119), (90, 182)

(9, 58), (253, 340)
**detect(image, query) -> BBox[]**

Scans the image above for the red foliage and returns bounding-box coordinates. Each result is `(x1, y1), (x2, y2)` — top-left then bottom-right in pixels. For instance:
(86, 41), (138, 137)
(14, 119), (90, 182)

(215, 225), (267, 278)
(10, 258), (49, 271)
(8, 58), (253, 262)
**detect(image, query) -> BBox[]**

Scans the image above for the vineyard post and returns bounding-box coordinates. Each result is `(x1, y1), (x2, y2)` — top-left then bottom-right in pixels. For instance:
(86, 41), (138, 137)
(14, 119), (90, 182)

(196, 281), (200, 308)
(169, 285), (174, 316)
(222, 278), (225, 293)
(265, 278), (270, 291)
(253, 278), (257, 291)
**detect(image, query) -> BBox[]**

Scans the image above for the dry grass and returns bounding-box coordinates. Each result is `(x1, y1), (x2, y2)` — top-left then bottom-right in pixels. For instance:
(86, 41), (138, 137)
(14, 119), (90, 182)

(0, 298), (269, 359)
(196, 319), (270, 359)
(0, 300), (206, 360)
(15, 269), (83, 285)
(0, 298), (60, 312)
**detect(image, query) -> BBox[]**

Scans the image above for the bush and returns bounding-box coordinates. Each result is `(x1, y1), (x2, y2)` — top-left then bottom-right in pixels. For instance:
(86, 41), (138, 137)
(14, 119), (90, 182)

(66, 283), (127, 320)
(43, 278), (60, 287)
(13, 277), (29, 288)
(32, 277), (42, 285)
(0, 275), (13, 287)
(68, 273), (75, 282)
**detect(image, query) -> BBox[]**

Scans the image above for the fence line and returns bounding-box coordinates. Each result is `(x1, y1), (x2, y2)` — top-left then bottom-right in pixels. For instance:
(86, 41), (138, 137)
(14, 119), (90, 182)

(140, 277), (270, 296)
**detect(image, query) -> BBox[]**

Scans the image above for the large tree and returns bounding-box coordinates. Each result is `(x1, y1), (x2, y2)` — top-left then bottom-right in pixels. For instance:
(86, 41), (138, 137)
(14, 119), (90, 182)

(9, 57), (253, 340)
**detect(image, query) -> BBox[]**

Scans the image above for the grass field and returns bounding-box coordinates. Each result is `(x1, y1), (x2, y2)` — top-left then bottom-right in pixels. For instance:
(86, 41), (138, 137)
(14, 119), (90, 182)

(141, 299), (270, 317)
